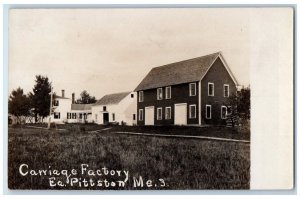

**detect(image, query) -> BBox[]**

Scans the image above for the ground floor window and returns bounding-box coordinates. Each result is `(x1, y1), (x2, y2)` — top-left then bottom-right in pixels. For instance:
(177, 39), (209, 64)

(54, 112), (60, 119)
(67, 113), (71, 119)
(133, 114), (136, 120)
(165, 107), (171, 119)
(139, 109), (144, 121)
(79, 113), (82, 119)
(189, 105), (197, 119)
(112, 113), (115, 121)
(206, 105), (212, 119)
(221, 106), (227, 119)
(157, 107), (162, 120)
(72, 113), (76, 119)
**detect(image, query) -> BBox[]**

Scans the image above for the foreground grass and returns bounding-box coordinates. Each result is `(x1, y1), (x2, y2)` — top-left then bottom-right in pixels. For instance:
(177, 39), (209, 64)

(8, 127), (250, 190)
(108, 125), (250, 141)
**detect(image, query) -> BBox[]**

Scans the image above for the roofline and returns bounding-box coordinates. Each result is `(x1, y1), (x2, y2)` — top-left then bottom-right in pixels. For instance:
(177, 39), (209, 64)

(200, 52), (239, 86)
(133, 52), (220, 92)
(92, 91), (131, 106)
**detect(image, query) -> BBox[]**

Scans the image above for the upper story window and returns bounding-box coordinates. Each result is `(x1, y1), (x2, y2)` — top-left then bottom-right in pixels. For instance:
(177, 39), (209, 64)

(157, 88), (163, 100)
(157, 107), (162, 120)
(138, 91), (144, 102)
(208, 82), (214, 96)
(103, 106), (107, 111)
(224, 84), (229, 97)
(53, 100), (59, 106)
(189, 83), (196, 96)
(131, 94), (134, 98)
(165, 86), (171, 99)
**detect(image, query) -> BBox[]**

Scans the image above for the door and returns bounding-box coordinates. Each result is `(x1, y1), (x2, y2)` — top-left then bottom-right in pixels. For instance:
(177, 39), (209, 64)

(174, 103), (187, 125)
(103, 113), (109, 124)
(145, 106), (154, 125)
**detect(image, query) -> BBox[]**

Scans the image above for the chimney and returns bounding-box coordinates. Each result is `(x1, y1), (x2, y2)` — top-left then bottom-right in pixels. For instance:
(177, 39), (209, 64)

(62, 90), (65, 98)
(72, 93), (75, 104)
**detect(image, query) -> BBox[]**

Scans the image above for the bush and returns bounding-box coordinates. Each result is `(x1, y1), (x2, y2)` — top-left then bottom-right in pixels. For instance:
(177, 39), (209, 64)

(48, 122), (56, 129)
(80, 126), (86, 132)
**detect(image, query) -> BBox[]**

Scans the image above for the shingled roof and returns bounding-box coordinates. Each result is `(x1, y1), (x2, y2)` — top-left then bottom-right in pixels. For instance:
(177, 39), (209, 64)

(93, 92), (131, 106)
(71, 104), (93, 111)
(134, 52), (223, 91)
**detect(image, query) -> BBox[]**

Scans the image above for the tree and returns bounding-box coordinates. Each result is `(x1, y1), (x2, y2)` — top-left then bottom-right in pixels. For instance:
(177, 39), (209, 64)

(226, 86), (251, 121)
(76, 90), (96, 104)
(8, 87), (31, 124)
(30, 75), (51, 122)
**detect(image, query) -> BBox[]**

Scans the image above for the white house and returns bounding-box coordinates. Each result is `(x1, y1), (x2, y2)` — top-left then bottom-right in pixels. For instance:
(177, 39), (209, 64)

(51, 90), (72, 124)
(66, 104), (93, 123)
(50, 90), (93, 124)
(92, 91), (137, 125)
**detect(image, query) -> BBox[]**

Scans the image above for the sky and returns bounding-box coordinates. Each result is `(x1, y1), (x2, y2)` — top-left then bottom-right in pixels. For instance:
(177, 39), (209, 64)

(9, 8), (254, 99)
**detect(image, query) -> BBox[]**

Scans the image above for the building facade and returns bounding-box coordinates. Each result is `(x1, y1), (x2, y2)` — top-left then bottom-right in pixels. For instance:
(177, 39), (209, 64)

(91, 92), (137, 125)
(134, 52), (238, 126)
(50, 90), (93, 124)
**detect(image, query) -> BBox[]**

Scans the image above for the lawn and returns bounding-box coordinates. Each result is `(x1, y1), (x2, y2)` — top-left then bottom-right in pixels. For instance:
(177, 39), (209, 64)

(8, 126), (250, 190)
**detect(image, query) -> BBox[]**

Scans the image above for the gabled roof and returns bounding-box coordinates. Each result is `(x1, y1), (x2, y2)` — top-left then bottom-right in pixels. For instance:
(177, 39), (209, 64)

(93, 92), (131, 106)
(71, 104), (93, 111)
(134, 52), (237, 91)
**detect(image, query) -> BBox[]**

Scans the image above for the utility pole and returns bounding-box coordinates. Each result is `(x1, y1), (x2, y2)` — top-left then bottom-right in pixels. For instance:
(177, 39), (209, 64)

(47, 84), (53, 129)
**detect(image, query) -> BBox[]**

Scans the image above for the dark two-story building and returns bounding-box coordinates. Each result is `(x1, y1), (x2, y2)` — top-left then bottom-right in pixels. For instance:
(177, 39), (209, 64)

(134, 52), (238, 126)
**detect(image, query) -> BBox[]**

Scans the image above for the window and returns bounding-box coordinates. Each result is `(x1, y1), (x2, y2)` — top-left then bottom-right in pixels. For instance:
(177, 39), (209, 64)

(53, 100), (59, 106)
(67, 113), (71, 119)
(79, 113), (82, 119)
(133, 114), (136, 120)
(112, 113), (115, 121)
(206, 105), (212, 119)
(131, 94), (134, 98)
(165, 107), (171, 120)
(103, 106), (106, 111)
(224, 84), (229, 97)
(157, 88), (163, 100)
(189, 105), (197, 119)
(208, 82), (214, 96)
(138, 91), (144, 102)
(189, 83), (196, 96)
(139, 109), (144, 121)
(166, 86), (171, 99)
(157, 107), (162, 120)
(54, 112), (60, 119)
(72, 113), (76, 119)
(221, 106), (227, 119)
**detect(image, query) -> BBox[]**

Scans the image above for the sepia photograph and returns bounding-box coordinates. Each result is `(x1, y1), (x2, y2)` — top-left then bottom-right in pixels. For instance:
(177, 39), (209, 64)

(6, 7), (293, 191)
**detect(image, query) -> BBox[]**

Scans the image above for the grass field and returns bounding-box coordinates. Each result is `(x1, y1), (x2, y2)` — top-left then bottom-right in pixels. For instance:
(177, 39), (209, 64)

(8, 125), (250, 190)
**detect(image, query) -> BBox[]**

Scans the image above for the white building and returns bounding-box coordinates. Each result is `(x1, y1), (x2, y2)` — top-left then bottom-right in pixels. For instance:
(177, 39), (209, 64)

(92, 91), (137, 125)
(67, 104), (93, 123)
(50, 90), (93, 124)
